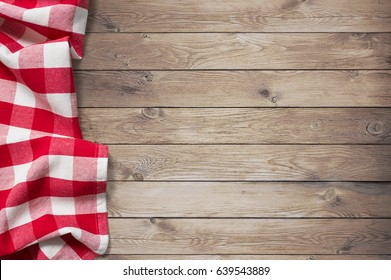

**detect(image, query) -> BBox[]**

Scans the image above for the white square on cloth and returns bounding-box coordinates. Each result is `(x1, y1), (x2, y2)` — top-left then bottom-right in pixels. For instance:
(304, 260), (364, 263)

(14, 82), (36, 108)
(48, 155), (74, 180)
(72, 7), (88, 34)
(51, 197), (76, 215)
(13, 161), (32, 185)
(46, 94), (73, 118)
(5, 202), (32, 230)
(39, 237), (66, 259)
(22, 6), (51, 27)
(43, 42), (71, 68)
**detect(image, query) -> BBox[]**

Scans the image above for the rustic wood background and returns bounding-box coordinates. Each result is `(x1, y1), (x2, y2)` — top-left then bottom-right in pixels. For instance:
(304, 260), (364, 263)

(75, 0), (391, 260)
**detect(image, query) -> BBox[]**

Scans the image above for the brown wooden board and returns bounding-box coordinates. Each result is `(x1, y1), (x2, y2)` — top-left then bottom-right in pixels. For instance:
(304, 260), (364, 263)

(98, 255), (391, 260)
(79, 108), (391, 144)
(81, 0), (391, 260)
(106, 182), (391, 218)
(88, 0), (391, 33)
(107, 219), (391, 254)
(75, 70), (391, 108)
(74, 33), (391, 70)
(108, 145), (391, 181)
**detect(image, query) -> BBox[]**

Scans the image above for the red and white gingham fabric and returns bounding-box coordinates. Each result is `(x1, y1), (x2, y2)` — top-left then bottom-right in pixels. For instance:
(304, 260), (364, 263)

(0, 0), (109, 259)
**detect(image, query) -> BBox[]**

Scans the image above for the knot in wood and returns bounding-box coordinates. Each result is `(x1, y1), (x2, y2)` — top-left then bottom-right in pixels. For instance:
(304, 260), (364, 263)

(281, 0), (302, 10)
(321, 187), (341, 207)
(336, 240), (353, 255)
(133, 172), (144, 181)
(310, 120), (322, 130)
(352, 33), (367, 39)
(157, 221), (176, 232)
(150, 218), (156, 224)
(142, 108), (162, 119)
(259, 89), (270, 98)
(324, 187), (337, 201)
(366, 121), (384, 135)
(145, 73), (154, 82)
(271, 96), (278, 103)
(348, 70), (359, 79)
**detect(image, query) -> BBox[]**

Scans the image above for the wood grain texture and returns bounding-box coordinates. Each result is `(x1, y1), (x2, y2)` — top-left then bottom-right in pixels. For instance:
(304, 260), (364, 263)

(74, 33), (391, 70)
(75, 70), (391, 108)
(79, 108), (391, 144)
(107, 219), (391, 254)
(84, 0), (391, 260)
(88, 0), (391, 32)
(107, 182), (391, 218)
(98, 254), (391, 260)
(108, 145), (391, 181)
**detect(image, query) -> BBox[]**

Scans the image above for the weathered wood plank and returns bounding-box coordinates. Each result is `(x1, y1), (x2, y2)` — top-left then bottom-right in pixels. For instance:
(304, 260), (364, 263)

(98, 254), (391, 260)
(75, 33), (391, 70)
(79, 108), (391, 144)
(108, 145), (391, 181)
(107, 219), (391, 254)
(107, 182), (391, 218)
(75, 70), (391, 108)
(88, 0), (391, 32)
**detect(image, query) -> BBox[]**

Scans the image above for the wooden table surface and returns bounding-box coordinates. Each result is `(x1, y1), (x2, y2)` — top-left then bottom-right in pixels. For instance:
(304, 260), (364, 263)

(75, 0), (391, 260)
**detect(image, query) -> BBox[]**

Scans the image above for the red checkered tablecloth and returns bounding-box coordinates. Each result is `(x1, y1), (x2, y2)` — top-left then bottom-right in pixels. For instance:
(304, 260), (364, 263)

(0, 0), (109, 260)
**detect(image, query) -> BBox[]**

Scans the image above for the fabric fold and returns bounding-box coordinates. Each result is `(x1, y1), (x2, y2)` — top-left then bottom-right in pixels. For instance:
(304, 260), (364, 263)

(0, 0), (109, 260)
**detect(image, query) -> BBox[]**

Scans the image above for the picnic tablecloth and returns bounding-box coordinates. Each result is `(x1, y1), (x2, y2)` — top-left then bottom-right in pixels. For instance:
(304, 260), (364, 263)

(0, 0), (109, 260)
